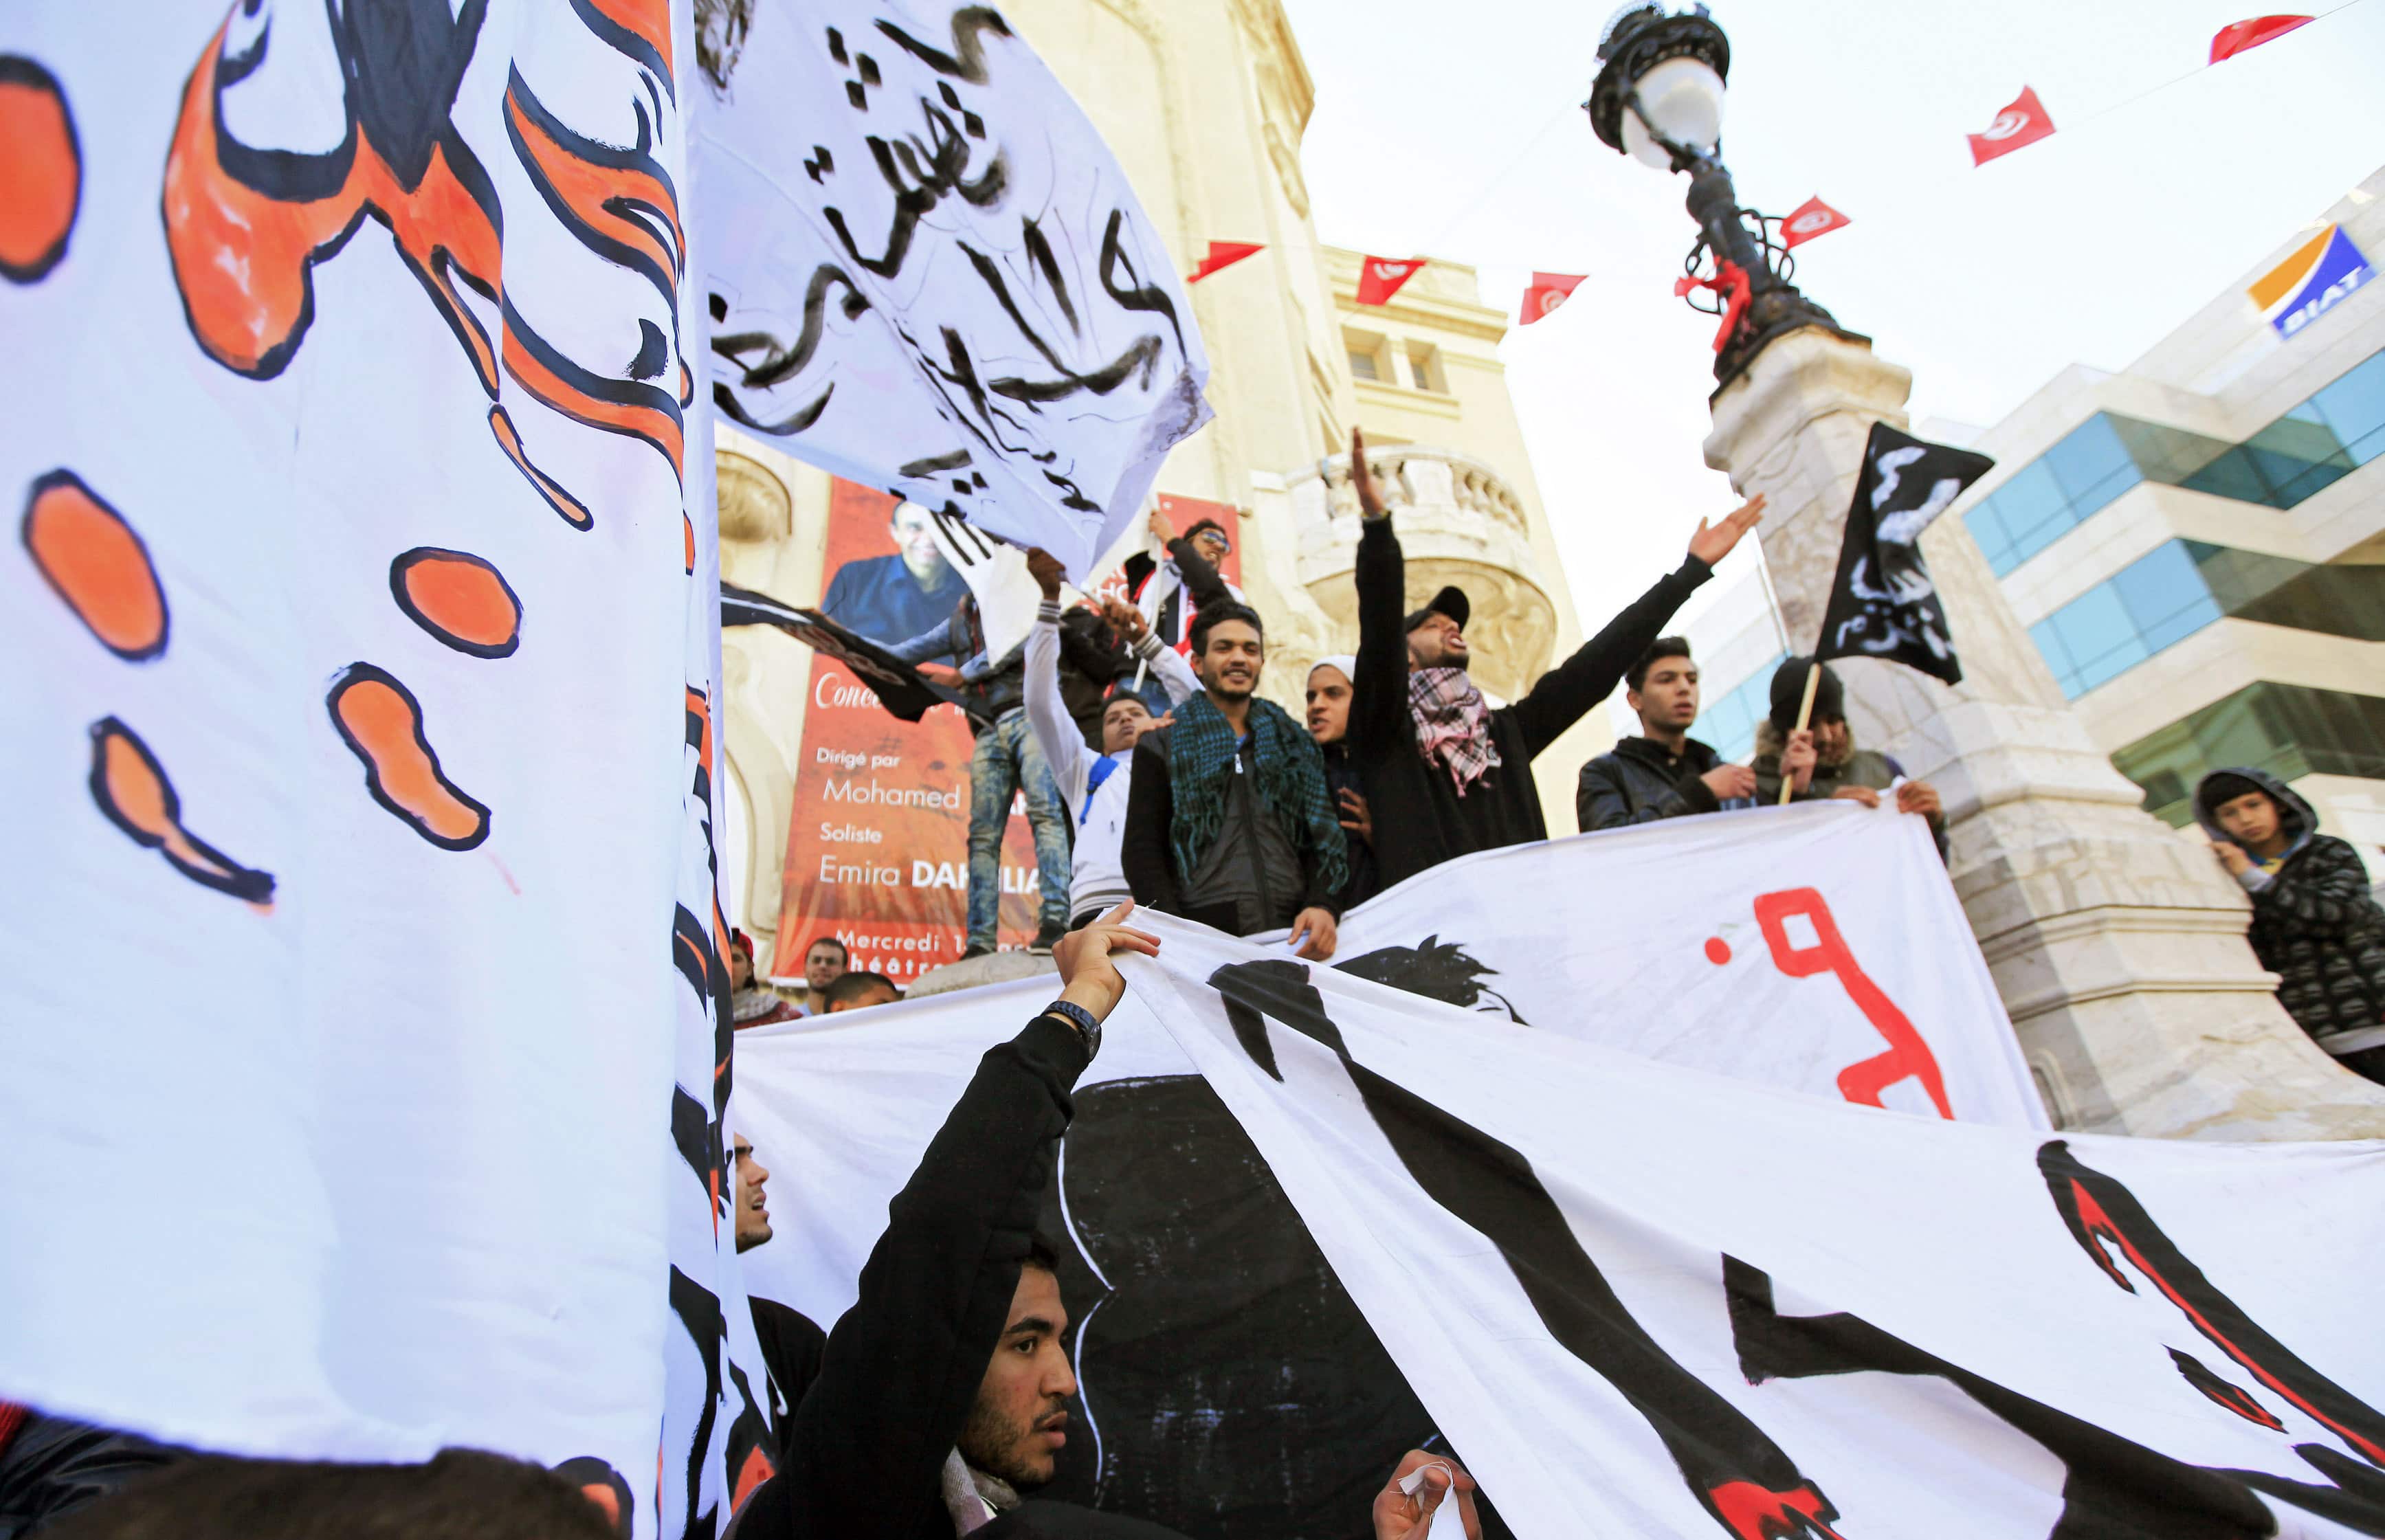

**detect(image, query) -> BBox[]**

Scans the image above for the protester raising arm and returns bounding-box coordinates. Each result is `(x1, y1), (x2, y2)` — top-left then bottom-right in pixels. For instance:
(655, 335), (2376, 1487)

(1346, 433), (1414, 761)
(1100, 596), (1201, 706)
(756, 908), (1158, 1540)
(1023, 550), (1097, 818)
(1507, 495), (1766, 759)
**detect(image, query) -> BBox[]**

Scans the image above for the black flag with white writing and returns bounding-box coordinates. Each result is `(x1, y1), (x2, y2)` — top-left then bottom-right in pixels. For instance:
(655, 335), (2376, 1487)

(1814, 423), (1994, 686)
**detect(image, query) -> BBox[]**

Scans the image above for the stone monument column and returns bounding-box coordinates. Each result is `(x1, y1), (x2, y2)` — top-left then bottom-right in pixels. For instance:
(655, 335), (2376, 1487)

(1702, 328), (2385, 1140)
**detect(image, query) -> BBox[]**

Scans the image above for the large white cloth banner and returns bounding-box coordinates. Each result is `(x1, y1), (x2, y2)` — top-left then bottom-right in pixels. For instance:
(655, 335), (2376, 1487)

(1332, 807), (2047, 1126)
(734, 862), (2385, 1538)
(0, 3), (748, 1535)
(692, 0), (1211, 577)
(1131, 922), (2385, 1539)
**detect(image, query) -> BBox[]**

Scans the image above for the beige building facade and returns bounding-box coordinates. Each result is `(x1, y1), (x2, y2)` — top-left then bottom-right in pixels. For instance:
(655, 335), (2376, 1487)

(711, 0), (1593, 970)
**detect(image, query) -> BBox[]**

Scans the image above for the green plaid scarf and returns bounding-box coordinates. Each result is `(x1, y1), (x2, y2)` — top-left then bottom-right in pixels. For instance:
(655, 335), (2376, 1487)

(1166, 691), (1348, 900)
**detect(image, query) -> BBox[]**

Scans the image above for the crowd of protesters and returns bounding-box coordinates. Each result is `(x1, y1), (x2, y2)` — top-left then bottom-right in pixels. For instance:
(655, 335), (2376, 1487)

(14, 434), (2380, 1540)
(787, 425), (2380, 1080)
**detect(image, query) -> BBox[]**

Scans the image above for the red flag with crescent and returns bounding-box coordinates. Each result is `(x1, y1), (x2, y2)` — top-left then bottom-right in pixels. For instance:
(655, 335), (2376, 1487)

(1188, 241), (1263, 284)
(1779, 197), (1850, 250)
(1967, 86), (2055, 166)
(2210, 14), (2313, 61)
(1519, 272), (1586, 325)
(1355, 256), (1423, 306)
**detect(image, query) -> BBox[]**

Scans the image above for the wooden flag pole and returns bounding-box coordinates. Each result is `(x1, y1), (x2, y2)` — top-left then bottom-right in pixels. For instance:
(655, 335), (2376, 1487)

(1779, 660), (1822, 805)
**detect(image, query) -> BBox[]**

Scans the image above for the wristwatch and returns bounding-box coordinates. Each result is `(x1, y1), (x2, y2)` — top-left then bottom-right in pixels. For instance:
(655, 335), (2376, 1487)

(1039, 998), (1102, 1059)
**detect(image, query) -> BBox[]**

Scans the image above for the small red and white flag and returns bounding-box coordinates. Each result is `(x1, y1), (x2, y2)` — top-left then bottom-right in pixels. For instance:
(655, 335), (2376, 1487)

(1968, 86), (2055, 166)
(1518, 272), (1586, 325)
(1355, 256), (1424, 307)
(1188, 241), (1263, 284)
(2209, 14), (2314, 62)
(1779, 196), (1850, 249)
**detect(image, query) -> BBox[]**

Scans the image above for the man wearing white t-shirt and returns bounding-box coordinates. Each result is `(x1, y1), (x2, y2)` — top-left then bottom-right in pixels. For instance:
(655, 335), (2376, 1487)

(1023, 548), (1202, 930)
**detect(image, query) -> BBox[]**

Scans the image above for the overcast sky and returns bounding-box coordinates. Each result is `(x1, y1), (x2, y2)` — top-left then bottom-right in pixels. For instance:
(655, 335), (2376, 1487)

(1280, 0), (2385, 632)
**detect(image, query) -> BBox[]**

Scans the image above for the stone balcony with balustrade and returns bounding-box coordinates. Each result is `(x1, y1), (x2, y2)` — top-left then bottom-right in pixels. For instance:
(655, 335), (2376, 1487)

(1285, 443), (1558, 702)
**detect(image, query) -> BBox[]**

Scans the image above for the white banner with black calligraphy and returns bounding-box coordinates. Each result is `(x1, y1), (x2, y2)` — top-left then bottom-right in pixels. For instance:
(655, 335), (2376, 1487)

(0, 3), (748, 1535)
(724, 819), (2385, 1540)
(693, 1), (1211, 577)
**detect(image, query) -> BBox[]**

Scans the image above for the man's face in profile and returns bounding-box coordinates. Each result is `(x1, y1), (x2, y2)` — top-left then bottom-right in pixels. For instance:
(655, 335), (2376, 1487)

(733, 1136), (770, 1253)
(959, 1265), (1076, 1488)
(889, 505), (951, 585)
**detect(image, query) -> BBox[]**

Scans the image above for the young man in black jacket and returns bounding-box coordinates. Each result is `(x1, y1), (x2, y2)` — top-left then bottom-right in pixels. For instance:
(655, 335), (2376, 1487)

(1342, 429), (1764, 888)
(1120, 606), (1348, 960)
(1575, 637), (1806, 830)
(731, 906), (1480, 1539)
(731, 905), (1185, 1540)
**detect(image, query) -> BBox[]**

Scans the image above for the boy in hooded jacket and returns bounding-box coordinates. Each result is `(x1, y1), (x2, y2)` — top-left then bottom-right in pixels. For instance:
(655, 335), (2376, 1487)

(2196, 767), (2385, 1084)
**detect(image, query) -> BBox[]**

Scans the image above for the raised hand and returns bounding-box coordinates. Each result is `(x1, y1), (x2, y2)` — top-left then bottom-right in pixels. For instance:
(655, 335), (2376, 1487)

(1686, 491), (1766, 567)
(1100, 594), (1150, 640)
(1349, 427), (1388, 520)
(1025, 546), (1065, 601)
(1051, 900), (1161, 1020)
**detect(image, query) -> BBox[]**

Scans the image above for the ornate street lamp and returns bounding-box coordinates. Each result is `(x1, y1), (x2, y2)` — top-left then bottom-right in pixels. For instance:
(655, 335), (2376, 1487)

(1586, 3), (1858, 388)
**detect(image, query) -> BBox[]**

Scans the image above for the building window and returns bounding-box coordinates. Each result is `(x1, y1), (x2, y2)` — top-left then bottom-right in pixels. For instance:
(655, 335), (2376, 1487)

(1962, 346), (2385, 577)
(2027, 539), (2385, 700)
(1344, 331), (1386, 383)
(1697, 651), (1788, 765)
(2114, 682), (2385, 827)
(1407, 344), (1441, 392)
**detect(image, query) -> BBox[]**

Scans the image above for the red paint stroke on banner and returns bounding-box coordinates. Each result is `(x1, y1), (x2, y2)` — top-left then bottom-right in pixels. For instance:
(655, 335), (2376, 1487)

(1754, 886), (1953, 1119)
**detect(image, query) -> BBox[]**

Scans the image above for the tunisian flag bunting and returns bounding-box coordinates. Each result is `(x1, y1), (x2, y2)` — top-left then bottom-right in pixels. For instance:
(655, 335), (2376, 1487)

(1779, 196), (1851, 249)
(1519, 272), (1586, 324)
(1967, 86), (2056, 165)
(2210, 14), (2314, 61)
(1189, 241), (1265, 283)
(1355, 256), (1425, 306)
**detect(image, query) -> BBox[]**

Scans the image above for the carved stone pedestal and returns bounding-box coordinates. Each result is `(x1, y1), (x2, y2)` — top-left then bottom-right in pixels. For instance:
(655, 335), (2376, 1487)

(1702, 328), (2385, 1139)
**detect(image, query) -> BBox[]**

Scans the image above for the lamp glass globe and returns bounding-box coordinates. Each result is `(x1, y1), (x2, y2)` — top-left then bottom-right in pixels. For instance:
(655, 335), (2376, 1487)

(1619, 55), (1724, 168)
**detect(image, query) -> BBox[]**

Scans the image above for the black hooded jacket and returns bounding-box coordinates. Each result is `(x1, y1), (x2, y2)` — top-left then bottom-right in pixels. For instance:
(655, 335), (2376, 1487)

(2195, 768), (2385, 1048)
(735, 1014), (1193, 1540)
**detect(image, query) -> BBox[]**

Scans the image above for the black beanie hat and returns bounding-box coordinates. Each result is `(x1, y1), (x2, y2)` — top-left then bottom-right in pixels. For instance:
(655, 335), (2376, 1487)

(1768, 656), (1845, 734)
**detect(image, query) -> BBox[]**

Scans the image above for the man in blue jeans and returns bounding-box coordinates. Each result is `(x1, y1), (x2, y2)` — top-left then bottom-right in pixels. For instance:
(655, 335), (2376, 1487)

(886, 594), (1072, 957)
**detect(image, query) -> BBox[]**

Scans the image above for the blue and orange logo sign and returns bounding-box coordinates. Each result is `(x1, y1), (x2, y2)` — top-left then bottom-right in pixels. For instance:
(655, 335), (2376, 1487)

(2249, 223), (2372, 339)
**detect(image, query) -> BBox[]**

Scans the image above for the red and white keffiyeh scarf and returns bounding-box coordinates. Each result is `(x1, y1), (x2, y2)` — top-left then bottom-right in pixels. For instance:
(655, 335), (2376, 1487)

(1408, 666), (1501, 794)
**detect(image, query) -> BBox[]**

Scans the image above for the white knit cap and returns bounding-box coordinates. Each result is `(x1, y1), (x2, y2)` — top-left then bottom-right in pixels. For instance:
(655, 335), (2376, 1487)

(1308, 654), (1358, 684)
